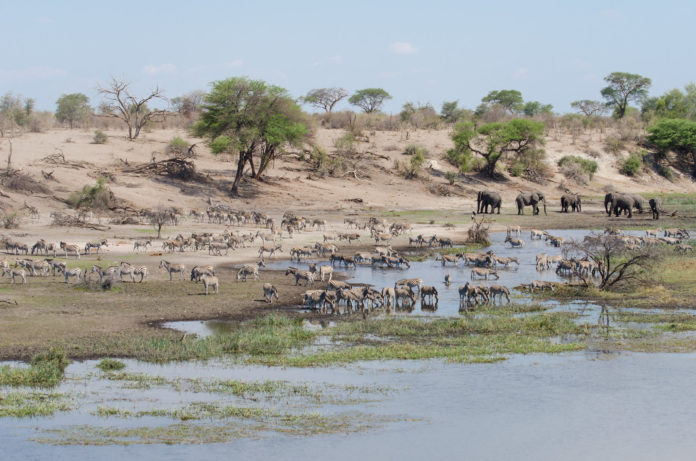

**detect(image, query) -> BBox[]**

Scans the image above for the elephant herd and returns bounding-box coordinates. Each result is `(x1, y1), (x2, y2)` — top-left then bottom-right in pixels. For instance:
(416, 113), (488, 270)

(475, 190), (663, 219)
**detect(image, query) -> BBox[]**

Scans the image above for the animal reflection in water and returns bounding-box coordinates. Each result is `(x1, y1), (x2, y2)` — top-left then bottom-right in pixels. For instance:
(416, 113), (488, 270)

(421, 301), (438, 313)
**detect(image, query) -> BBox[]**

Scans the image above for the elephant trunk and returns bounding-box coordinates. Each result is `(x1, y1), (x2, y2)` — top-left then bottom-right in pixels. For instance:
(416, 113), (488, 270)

(542, 198), (547, 216)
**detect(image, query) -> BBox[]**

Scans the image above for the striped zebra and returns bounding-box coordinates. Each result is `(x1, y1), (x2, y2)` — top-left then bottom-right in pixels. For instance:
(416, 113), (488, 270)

(59, 242), (81, 259)
(200, 274), (219, 295)
(159, 260), (185, 280)
(3, 267), (26, 284)
(119, 262), (148, 283)
(133, 240), (152, 252)
(236, 264), (259, 282)
(91, 265), (120, 282)
(64, 268), (82, 283)
(85, 239), (108, 255)
(46, 259), (66, 276)
(191, 265), (215, 282)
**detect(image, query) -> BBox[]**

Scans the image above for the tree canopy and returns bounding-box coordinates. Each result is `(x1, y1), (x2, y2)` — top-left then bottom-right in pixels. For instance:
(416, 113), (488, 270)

(302, 88), (347, 113)
(480, 90), (523, 114)
(647, 118), (696, 177)
(348, 88), (391, 113)
(97, 77), (166, 140)
(600, 72), (651, 119)
(450, 118), (545, 177)
(641, 83), (696, 121)
(570, 99), (608, 117)
(55, 93), (91, 128)
(192, 77), (308, 195)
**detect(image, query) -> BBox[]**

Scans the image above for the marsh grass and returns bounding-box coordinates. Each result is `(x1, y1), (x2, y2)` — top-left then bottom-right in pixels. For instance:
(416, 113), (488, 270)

(96, 358), (126, 371)
(0, 347), (69, 387)
(0, 391), (71, 417)
(37, 410), (397, 445)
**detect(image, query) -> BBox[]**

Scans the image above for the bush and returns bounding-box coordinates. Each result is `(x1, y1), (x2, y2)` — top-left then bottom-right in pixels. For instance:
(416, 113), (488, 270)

(604, 136), (624, 155)
(445, 171), (457, 185)
(658, 164), (674, 180)
(334, 132), (358, 156)
(210, 135), (232, 154)
(509, 162), (525, 177)
(621, 154), (643, 177)
(308, 146), (345, 177)
(96, 358), (126, 371)
(93, 130), (108, 144)
(560, 164), (589, 185)
(1, 213), (20, 229)
(404, 143), (428, 157)
(67, 178), (115, 210)
(557, 155), (598, 179)
(166, 137), (190, 158)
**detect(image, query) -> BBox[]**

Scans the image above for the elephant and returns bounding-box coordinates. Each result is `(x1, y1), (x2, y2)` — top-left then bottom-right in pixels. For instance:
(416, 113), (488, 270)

(649, 198), (662, 220)
(608, 193), (637, 218)
(605, 192), (645, 216)
(560, 193), (582, 212)
(515, 191), (547, 215)
(476, 190), (501, 214)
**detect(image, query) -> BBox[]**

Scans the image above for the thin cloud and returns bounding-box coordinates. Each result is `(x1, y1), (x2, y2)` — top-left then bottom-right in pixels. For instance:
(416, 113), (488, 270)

(388, 42), (418, 55)
(0, 66), (67, 81)
(224, 60), (244, 69)
(511, 67), (528, 79)
(142, 64), (176, 75)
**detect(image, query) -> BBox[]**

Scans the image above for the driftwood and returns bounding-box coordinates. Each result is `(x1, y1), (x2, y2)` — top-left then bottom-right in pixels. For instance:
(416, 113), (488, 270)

(122, 158), (199, 181)
(49, 212), (110, 231)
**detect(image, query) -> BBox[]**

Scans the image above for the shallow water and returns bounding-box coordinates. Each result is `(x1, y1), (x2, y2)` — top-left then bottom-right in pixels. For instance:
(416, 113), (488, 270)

(170, 229), (623, 336)
(3, 352), (696, 460)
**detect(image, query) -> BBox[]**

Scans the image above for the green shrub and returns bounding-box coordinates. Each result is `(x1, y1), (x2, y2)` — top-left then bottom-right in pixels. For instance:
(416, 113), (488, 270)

(334, 132), (358, 156)
(604, 136), (624, 155)
(210, 136), (232, 154)
(67, 178), (114, 210)
(96, 358), (126, 372)
(621, 154), (642, 176)
(658, 164), (674, 180)
(509, 162), (525, 177)
(557, 155), (598, 179)
(93, 130), (107, 144)
(404, 143), (428, 157)
(0, 347), (71, 388)
(445, 171), (457, 185)
(166, 137), (189, 158)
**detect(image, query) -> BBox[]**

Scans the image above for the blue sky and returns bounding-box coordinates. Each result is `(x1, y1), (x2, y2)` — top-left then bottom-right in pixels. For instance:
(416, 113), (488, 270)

(2, 0), (694, 114)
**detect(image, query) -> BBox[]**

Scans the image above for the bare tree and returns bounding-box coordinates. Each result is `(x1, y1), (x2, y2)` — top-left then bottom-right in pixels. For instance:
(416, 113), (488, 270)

(97, 77), (166, 140)
(147, 206), (176, 239)
(301, 88), (348, 113)
(570, 100), (608, 117)
(565, 231), (658, 289)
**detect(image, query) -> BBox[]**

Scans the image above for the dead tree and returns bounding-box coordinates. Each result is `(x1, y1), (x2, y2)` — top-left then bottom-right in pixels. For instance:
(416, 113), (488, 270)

(97, 77), (166, 140)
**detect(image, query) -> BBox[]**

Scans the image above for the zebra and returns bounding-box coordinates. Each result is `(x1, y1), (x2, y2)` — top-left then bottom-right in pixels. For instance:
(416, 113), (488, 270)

(200, 274), (219, 295)
(91, 265), (120, 282)
(159, 260), (185, 280)
(420, 286), (439, 304)
(64, 268), (82, 283)
(263, 283), (278, 303)
(258, 244), (283, 259)
(488, 285), (511, 304)
(59, 241), (81, 259)
(237, 264), (259, 282)
(133, 240), (152, 252)
(85, 239), (108, 255)
(46, 259), (66, 276)
(504, 236), (525, 248)
(191, 265), (215, 282)
(3, 267), (26, 284)
(119, 262), (148, 282)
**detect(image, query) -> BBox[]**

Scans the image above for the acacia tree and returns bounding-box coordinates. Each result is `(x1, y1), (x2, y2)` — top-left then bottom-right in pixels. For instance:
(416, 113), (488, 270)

(566, 232), (657, 289)
(348, 88), (391, 113)
(449, 119), (545, 177)
(648, 118), (696, 177)
(170, 90), (205, 118)
(193, 77), (308, 195)
(600, 72), (651, 118)
(302, 88), (347, 113)
(570, 99), (608, 117)
(97, 77), (166, 140)
(480, 90), (523, 114)
(55, 93), (91, 128)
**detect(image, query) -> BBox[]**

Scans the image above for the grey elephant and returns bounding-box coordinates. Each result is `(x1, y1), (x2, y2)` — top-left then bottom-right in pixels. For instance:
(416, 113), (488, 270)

(649, 198), (662, 220)
(608, 193), (637, 218)
(477, 190), (502, 214)
(560, 193), (581, 212)
(515, 191), (547, 215)
(605, 192), (645, 216)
